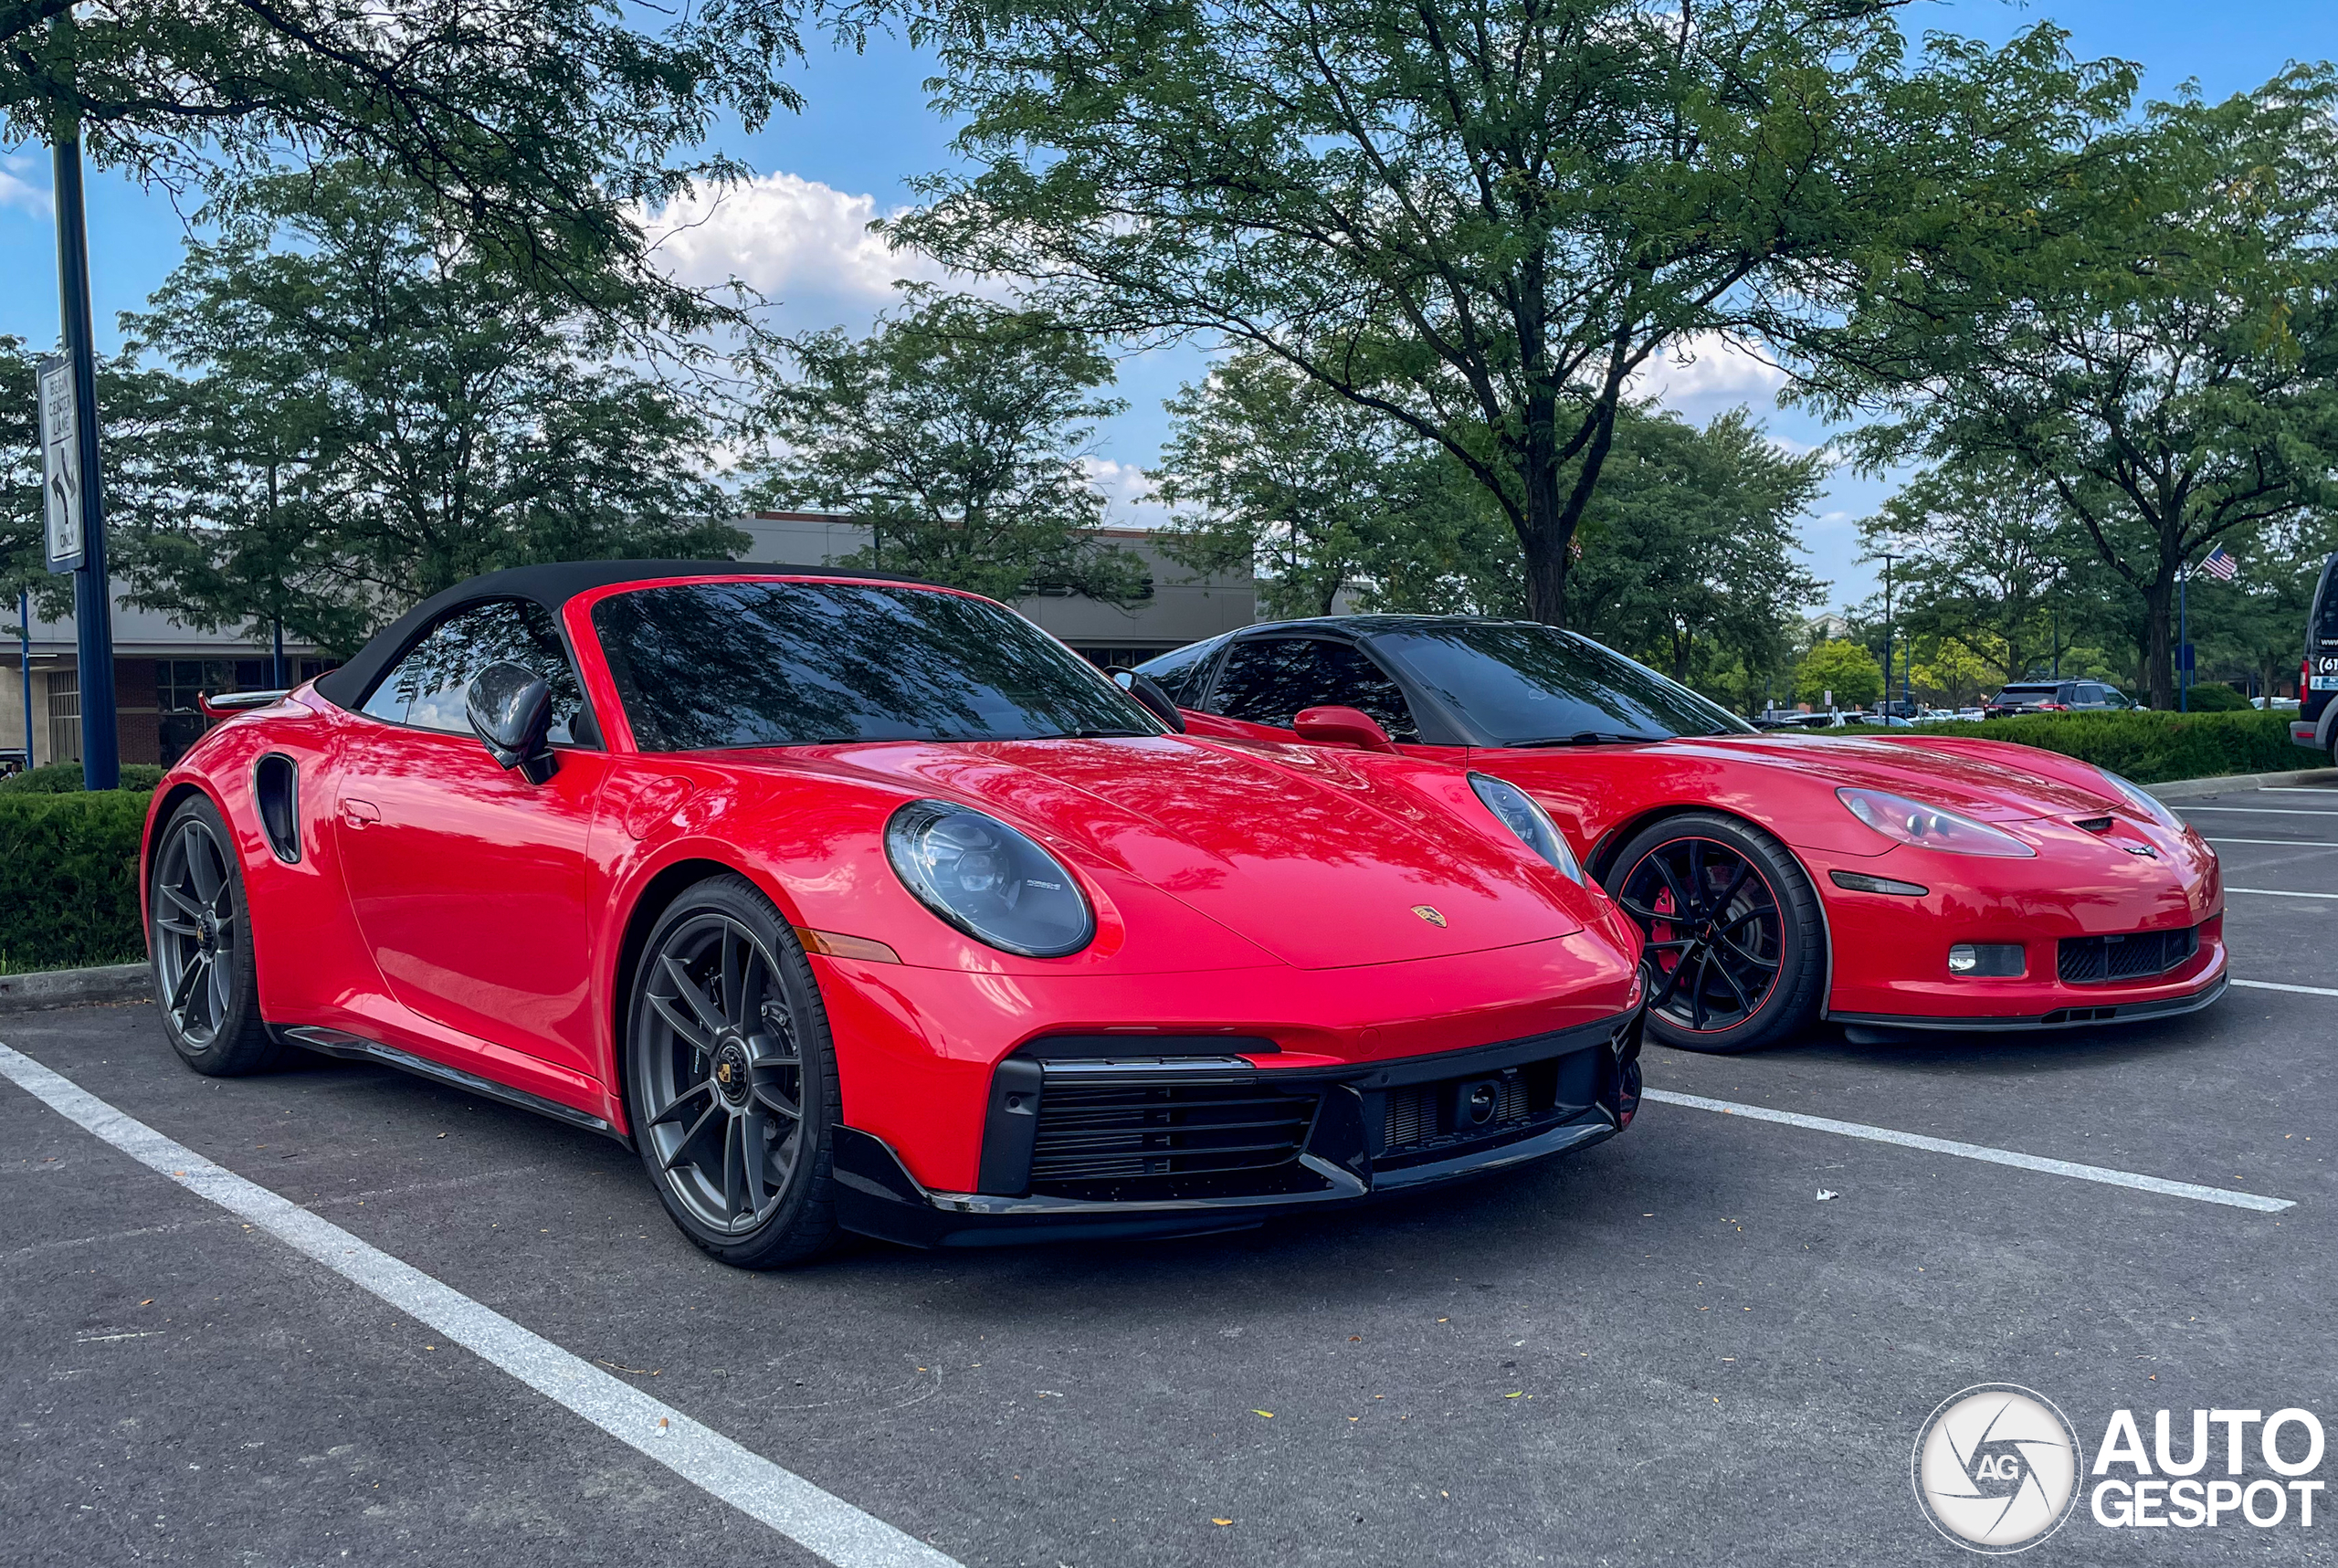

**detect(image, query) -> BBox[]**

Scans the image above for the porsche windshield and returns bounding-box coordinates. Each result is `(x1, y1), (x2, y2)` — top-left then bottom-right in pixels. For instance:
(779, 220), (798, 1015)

(1371, 622), (1753, 744)
(593, 581), (1160, 751)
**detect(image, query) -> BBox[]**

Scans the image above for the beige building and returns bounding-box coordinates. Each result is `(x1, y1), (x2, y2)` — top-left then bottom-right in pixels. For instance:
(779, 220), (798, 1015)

(3, 515), (1256, 769)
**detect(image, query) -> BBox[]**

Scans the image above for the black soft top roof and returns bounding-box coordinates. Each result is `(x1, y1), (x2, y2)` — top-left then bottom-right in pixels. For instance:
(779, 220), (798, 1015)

(311, 560), (923, 710)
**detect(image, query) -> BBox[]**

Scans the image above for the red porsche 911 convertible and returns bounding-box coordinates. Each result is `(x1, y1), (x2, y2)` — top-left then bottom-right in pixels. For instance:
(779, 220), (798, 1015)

(1136, 617), (2227, 1054)
(144, 565), (1647, 1266)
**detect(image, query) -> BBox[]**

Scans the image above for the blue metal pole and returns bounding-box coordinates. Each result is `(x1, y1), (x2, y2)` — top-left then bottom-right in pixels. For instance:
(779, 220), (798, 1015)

(2178, 564), (2188, 713)
(52, 100), (118, 788)
(17, 589), (32, 771)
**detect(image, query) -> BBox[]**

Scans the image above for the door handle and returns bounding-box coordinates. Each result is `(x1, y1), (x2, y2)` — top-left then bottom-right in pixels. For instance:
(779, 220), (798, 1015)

(340, 798), (381, 829)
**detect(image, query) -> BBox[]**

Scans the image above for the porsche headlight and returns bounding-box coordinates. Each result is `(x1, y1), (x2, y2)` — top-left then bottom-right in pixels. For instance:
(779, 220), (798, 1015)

(885, 800), (1096, 957)
(2097, 768), (2184, 831)
(1469, 773), (1584, 882)
(1838, 787), (2037, 858)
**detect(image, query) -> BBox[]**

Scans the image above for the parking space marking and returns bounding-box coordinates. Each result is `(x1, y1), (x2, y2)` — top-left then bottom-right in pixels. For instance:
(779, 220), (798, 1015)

(2226, 887), (2338, 899)
(2202, 837), (2338, 847)
(0, 1041), (960, 1568)
(2232, 979), (2338, 999)
(1639, 1089), (2294, 1213)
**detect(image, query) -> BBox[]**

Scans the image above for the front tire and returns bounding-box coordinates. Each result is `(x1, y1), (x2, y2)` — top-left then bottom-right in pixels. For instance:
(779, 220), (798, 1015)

(150, 795), (282, 1076)
(1603, 813), (1825, 1055)
(626, 876), (841, 1268)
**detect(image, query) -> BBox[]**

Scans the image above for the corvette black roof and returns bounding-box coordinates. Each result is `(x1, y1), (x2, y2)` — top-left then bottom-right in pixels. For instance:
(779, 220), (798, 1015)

(312, 559), (924, 710)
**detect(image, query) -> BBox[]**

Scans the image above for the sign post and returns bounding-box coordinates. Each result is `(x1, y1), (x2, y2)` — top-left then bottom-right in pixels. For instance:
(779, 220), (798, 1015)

(45, 68), (119, 788)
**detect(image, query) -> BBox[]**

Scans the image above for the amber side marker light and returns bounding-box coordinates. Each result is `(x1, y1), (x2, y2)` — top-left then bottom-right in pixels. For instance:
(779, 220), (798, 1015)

(795, 928), (903, 964)
(1828, 869), (1930, 897)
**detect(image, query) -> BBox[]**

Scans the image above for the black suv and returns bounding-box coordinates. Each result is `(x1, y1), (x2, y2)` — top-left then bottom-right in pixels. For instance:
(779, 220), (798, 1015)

(1983, 680), (2137, 718)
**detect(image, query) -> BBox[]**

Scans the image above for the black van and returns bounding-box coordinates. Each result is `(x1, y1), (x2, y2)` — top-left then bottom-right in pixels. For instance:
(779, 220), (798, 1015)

(2298, 552), (2338, 765)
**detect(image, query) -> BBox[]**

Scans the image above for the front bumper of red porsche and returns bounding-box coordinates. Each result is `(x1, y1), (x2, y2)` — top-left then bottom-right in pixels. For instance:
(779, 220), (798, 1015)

(828, 1010), (1645, 1248)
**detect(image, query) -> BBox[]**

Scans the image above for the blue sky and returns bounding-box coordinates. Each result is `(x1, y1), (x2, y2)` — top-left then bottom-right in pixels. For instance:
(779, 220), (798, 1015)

(4, 0), (2333, 608)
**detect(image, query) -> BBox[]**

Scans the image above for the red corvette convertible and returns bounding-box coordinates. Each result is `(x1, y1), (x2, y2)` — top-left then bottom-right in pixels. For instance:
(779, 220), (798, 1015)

(1136, 617), (2227, 1054)
(144, 565), (1646, 1266)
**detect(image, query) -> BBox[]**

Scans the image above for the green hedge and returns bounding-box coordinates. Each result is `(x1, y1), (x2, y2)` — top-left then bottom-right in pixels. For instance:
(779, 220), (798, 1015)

(0, 761), (168, 795)
(0, 790), (153, 972)
(1837, 709), (2306, 784)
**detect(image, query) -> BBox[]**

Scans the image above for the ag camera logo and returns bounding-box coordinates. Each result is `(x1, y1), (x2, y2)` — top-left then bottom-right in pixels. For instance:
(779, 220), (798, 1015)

(1912, 1384), (2084, 1552)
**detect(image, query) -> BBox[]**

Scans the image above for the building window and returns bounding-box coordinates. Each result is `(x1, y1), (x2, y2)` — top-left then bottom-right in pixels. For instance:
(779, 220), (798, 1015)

(47, 668), (79, 763)
(157, 659), (240, 766)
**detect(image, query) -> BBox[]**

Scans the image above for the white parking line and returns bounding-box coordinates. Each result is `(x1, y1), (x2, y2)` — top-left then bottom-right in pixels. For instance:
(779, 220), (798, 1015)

(2227, 888), (2338, 900)
(1639, 1089), (2293, 1214)
(2180, 806), (2338, 816)
(2203, 837), (2338, 848)
(0, 1041), (960, 1568)
(2233, 979), (2338, 999)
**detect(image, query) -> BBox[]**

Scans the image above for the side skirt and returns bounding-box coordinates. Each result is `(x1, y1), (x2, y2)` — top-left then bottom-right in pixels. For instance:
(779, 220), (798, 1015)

(278, 1026), (628, 1144)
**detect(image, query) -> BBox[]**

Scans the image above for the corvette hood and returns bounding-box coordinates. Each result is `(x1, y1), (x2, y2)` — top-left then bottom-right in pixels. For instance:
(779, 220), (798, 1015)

(1661, 735), (2120, 822)
(813, 735), (1582, 970)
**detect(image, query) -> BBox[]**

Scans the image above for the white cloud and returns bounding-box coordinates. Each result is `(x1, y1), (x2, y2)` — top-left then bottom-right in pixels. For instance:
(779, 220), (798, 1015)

(640, 173), (946, 302)
(1631, 331), (1789, 405)
(0, 153), (51, 217)
(1081, 456), (1173, 528)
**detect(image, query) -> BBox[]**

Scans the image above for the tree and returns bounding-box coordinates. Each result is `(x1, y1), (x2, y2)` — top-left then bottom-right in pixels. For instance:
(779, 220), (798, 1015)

(118, 162), (743, 649)
(743, 294), (1147, 605)
(1567, 407), (1827, 689)
(1796, 639), (1881, 710)
(1152, 350), (1514, 618)
(1806, 70), (2338, 708)
(0, 0), (850, 326)
(895, 0), (2130, 624)
(1859, 461), (2091, 686)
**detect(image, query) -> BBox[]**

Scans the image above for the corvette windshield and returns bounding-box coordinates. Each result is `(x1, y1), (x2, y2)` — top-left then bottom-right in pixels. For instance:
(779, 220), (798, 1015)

(593, 581), (1161, 751)
(1372, 623), (1752, 744)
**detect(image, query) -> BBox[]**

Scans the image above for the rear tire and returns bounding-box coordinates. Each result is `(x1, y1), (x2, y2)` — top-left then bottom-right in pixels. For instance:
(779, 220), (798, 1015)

(1603, 812), (1825, 1055)
(625, 876), (842, 1268)
(150, 795), (282, 1076)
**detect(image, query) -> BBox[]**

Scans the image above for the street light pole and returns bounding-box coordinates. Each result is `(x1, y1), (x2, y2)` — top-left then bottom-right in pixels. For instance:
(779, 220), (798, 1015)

(1880, 552), (1899, 717)
(48, 26), (119, 789)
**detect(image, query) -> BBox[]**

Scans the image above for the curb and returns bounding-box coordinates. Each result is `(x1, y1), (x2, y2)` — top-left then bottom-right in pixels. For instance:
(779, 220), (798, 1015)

(0, 962), (152, 1016)
(2146, 767), (2338, 802)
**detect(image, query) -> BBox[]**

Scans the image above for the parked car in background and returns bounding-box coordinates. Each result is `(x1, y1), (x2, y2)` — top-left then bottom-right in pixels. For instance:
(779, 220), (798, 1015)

(2252, 696), (2301, 711)
(1143, 617), (2227, 1054)
(1984, 680), (2138, 718)
(2294, 552), (2338, 765)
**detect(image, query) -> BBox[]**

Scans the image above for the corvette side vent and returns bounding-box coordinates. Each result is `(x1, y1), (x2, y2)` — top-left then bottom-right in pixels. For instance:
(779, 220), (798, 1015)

(2057, 925), (2199, 985)
(1027, 1079), (1320, 1199)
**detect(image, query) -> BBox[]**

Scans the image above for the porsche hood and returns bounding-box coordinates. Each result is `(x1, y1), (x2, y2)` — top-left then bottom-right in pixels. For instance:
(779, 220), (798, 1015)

(812, 735), (1589, 970)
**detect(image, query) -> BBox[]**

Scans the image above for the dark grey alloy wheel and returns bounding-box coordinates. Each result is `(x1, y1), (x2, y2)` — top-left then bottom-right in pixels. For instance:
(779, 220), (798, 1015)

(1604, 812), (1826, 1055)
(151, 795), (282, 1075)
(627, 877), (840, 1268)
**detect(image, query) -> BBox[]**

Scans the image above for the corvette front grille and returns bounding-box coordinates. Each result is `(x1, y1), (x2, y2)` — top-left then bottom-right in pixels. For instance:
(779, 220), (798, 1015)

(2057, 925), (2199, 985)
(1027, 1079), (1320, 1199)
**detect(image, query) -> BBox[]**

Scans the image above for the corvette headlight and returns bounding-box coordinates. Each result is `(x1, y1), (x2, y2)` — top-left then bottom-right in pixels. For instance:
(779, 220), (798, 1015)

(885, 800), (1096, 957)
(2097, 768), (2184, 832)
(1469, 773), (1584, 882)
(1838, 787), (2037, 858)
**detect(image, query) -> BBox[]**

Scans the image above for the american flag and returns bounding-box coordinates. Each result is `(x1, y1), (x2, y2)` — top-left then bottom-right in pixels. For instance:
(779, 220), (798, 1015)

(2197, 545), (2239, 581)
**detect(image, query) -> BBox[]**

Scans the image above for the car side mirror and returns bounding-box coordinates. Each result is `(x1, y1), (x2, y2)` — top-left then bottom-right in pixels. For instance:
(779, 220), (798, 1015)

(1109, 668), (1187, 732)
(466, 662), (559, 784)
(1293, 705), (1399, 753)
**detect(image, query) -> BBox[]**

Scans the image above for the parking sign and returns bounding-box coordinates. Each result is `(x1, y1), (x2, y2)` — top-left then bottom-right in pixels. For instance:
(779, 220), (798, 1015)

(38, 355), (83, 572)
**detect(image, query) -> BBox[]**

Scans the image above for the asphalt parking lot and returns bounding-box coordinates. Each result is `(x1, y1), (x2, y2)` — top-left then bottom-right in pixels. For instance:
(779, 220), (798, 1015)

(4, 783), (2333, 1567)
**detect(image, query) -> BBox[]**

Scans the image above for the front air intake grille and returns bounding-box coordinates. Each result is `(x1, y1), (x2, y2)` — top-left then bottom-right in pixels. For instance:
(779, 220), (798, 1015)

(1027, 1079), (1320, 1199)
(2057, 925), (2199, 985)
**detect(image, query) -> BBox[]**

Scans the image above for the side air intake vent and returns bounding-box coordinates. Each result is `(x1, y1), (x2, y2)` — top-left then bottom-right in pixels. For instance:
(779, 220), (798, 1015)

(1027, 1077), (1321, 1201)
(255, 753), (300, 863)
